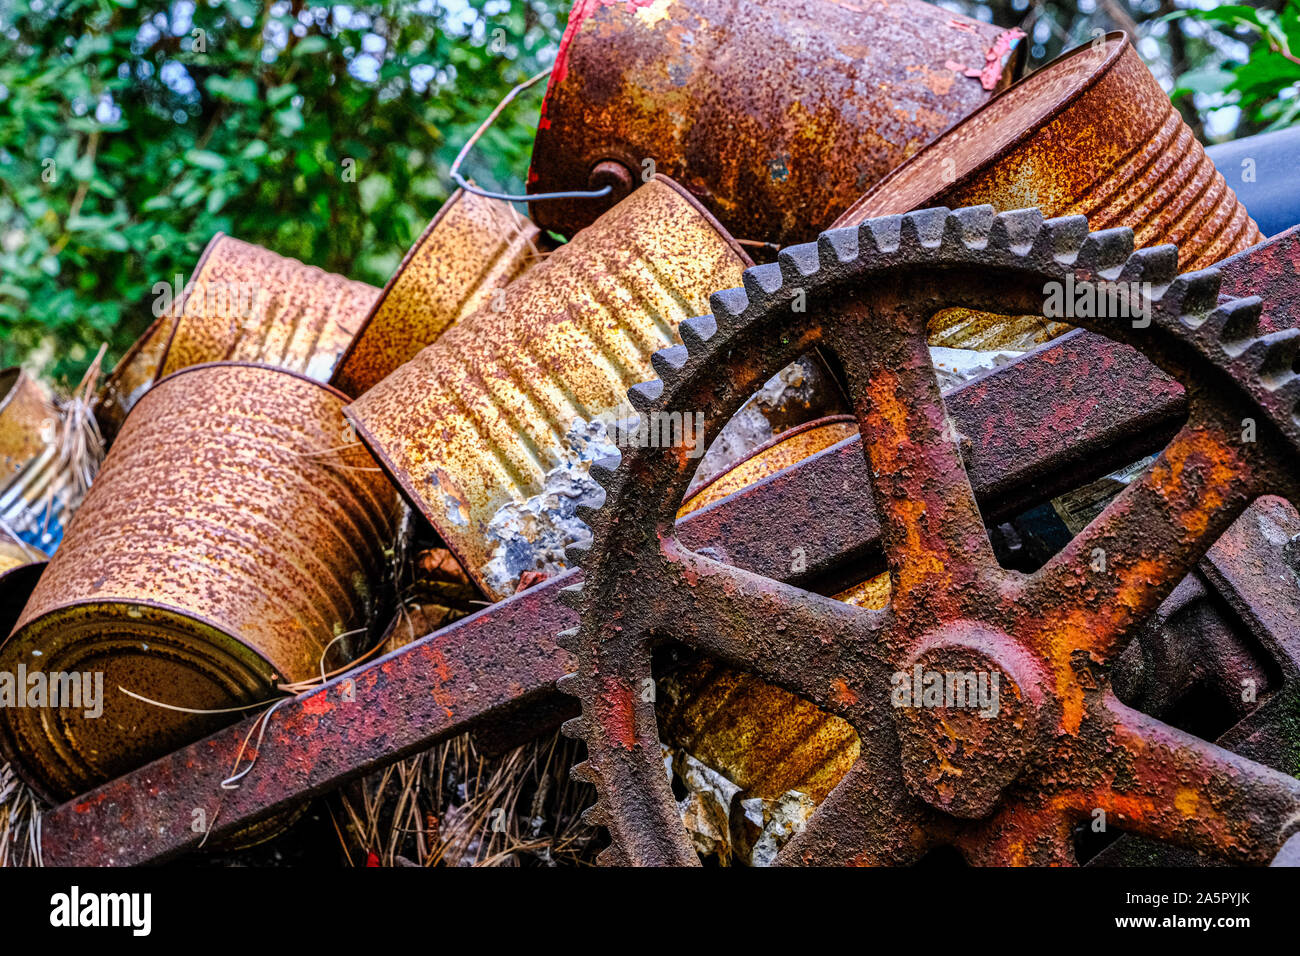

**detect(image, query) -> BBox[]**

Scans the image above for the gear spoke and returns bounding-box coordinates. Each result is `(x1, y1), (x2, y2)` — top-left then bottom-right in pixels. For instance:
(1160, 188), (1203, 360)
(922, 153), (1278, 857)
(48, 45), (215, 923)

(1021, 414), (1261, 666)
(831, 293), (1001, 626)
(658, 539), (889, 721)
(777, 758), (939, 866)
(1062, 695), (1300, 864)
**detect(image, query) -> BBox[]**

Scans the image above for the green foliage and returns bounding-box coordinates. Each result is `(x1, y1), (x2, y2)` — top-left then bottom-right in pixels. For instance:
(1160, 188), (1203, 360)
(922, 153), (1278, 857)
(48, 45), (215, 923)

(1170, 1), (1300, 132)
(0, 0), (568, 384)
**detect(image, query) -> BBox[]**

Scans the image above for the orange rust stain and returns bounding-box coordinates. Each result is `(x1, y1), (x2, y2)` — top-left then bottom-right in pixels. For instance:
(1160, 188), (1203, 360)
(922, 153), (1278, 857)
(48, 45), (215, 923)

(831, 678), (857, 707)
(1175, 787), (1200, 817)
(601, 677), (638, 750)
(429, 647), (456, 719)
(301, 691), (334, 716)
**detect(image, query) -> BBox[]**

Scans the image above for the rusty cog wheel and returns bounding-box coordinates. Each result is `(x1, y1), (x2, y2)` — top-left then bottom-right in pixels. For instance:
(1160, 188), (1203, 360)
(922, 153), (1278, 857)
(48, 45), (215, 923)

(556, 204), (1300, 866)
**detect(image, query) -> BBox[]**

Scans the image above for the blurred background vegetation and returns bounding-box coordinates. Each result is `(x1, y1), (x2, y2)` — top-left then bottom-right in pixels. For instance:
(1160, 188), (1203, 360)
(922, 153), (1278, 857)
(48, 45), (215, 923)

(0, 0), (1296, 384)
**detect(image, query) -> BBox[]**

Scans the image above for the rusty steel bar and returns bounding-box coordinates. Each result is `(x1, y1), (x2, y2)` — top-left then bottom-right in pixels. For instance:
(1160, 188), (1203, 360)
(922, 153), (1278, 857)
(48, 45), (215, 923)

(528, 0), (1023, 245)
(34, 226), (1298, 865)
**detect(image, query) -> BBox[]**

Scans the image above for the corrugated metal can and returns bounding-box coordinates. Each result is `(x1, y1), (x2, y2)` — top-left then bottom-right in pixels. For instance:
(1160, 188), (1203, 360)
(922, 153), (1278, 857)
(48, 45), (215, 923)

(527, 0), (1024, 245)
(331, 190), (545, 398)
(0, 362), (400, 801)
(832, 33), (1262, 346)
(158, 236), (380, 382)
(348, 175), (751, 601)
(94, 313), (177, 444)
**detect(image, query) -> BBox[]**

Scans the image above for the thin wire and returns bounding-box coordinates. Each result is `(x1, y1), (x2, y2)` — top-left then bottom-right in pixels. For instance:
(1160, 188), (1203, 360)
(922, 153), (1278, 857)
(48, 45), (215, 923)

(449, 68), (612, 204)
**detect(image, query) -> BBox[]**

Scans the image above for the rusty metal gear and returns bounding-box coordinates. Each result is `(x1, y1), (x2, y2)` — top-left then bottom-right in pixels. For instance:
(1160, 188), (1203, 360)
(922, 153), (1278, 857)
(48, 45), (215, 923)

(558, 204), (1300, 866)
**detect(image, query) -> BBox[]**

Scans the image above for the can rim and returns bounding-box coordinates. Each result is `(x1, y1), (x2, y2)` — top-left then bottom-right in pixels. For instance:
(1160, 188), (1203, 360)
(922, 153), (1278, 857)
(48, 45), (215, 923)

(146, 359), (354, 411)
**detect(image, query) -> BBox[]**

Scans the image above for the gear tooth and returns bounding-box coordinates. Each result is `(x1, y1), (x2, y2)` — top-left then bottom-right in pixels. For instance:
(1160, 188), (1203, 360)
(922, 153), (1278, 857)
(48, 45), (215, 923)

(564, 538), (592, 566)
(709, 286), (749, 324)
(1243, 328), (1300, 382)
(679, 314), (717, 353)
(1032, 214), (1090, 261)
(1163, 268), (1223, 317)
(987, 207), (1045, 253)
(574, 502), (603, 525)
(857, 213), (902, 255)
(777, 241), (821, 282)
(588, 453), (623, 488)
(1198, 296), (1263, 351)
(626, 379), (663, 414)
(570, 760), (599, 784)
(817, 226), (859, 268)
(650, 344), (689, 386)
(1075, 227), (1136, 276)
(555, 672), (580, 696)
(1119, 244), (1179, 288)
(899, 207), (950, 249)
(580, 803), (610, 827)
(596, 843), (631, 866)
(742, 262), (784, 300)
(561, 716), (585, 740)
(554, 627), (581, 653)
(557, 582), (585, 611)
(943, 205), (995, 250)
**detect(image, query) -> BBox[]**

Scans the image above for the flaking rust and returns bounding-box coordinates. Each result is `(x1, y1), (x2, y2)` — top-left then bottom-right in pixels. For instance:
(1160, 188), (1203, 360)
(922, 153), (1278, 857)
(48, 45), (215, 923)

(347, 176), (750, 601)
(0, 362), (400, 803)
(528, 0), (1022, 245)
(331, 190), (546, 398)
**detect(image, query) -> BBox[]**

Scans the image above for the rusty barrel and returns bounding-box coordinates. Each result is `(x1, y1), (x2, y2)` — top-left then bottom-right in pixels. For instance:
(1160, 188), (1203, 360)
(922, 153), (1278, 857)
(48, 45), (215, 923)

(834, 34), (1262, 314)
(0, 362), (400, 801)
(157, 236), (380, 382)
(331, 190), (544, 398)
(527, 0), (1024, 246)
(348, 175), (750, 601)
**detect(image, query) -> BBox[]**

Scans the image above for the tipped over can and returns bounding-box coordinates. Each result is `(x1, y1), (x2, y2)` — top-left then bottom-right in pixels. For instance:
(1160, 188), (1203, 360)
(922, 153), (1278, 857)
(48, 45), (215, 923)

(832, 33), (1263, 347)
(527, 0), (1024, 245)
(94, 313), (177, 444)
(348, 175), (750, 601)
(0, 362), (400, 801)
(157, 236), (380, 382)
(331, 190), (545, 398)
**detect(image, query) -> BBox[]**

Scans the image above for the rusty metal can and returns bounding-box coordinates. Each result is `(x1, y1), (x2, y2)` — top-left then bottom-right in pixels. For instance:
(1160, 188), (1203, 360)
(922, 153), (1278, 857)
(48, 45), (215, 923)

(0, 362), (400, 801)
(331, 190), (545, 398)
(157, 236), (380, 382)
(833, 33), (1262, 277)
(0, 368), (54, 486)
(348, 175), (750, 601)
(527, 0), (1024, 246)
(94, 313), (177, 444)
